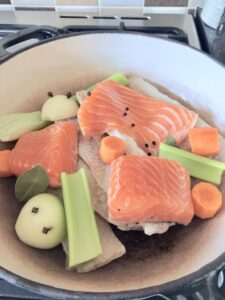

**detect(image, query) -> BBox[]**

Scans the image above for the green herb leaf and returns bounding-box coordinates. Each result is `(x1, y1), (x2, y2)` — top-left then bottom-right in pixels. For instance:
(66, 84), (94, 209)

(165, 135), (177, 147)
(15, 166), (49, 202)
(61, 169), (102, 269)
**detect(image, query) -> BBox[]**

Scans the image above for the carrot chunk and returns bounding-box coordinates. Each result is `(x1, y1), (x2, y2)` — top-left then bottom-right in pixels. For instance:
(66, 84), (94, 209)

(188, 127), (220, 156)
(99, 136), (126, 165)
(192, 182), (222, 219)
(0, 150), (14, 177)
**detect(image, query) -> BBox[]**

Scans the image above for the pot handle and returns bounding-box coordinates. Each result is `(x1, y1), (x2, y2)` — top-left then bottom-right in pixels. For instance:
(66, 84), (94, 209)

(0, 25), (66, 61)
(140, 266), (225, 299)
(167, 265), (225, 300)
(137, 295), (172, 299)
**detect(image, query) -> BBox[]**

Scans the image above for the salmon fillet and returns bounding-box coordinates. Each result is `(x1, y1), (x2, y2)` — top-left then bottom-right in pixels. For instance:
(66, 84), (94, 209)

(108, 155), (194, 225)
(77, 90), (146, 156)
(78, 139), (175, 235)
(78, 80), (198, 155)
(9, 121), (78, 187)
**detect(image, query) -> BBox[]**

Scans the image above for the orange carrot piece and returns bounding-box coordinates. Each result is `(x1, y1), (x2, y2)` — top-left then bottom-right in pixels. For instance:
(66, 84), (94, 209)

(99, 136), (126, 165)
(192, 182), (222, 219)
(0, 150), (14, 177)
(188, 127), (220, 157)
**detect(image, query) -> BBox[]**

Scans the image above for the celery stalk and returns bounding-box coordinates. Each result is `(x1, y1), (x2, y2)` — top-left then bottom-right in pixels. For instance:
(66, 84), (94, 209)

(0, 111), (50, 142)
(61, 169), (102, 269)
(159, 143), (225, 185)
(71, 72), (129, 103)
(87, 72), (129, 92)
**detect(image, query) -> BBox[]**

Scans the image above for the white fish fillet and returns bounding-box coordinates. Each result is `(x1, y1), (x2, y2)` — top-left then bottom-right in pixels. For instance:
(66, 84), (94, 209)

(115, 221), (175, 236)
(76, 90), (88, 106)
(108, 130), (146, 156)
(78, 159), (108, 220)
(78, 137), (109, 192)
(129, 76), (184, 107)
(62, 214), (126, 273)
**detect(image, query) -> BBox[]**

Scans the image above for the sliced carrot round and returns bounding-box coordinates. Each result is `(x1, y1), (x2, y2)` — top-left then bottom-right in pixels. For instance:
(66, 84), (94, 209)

(99, 136), (126, 165)
(188, 127), (220, 157)
(192, 182), (222, 219)
(0, 150), (14, 177)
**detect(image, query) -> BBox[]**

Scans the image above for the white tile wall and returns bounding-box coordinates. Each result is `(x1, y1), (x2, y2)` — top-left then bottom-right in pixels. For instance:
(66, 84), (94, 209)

(99, 6), (143, 15)
(55, 0), (98, 5)
(55, 4), (98, 12)
(0, 4), (13, 10)
(188, 0), (205, 7)
(99, 0), (144, 7)
(3, 0), (205, 12)
(11, 0), (55, 6)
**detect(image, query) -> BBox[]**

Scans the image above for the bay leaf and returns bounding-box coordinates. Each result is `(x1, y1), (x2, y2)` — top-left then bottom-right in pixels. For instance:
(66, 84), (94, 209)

(15, 165), (49, 202)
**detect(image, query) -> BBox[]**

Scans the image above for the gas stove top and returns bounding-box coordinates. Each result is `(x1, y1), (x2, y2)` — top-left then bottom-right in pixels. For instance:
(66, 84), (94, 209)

(0, 7), (225, 300)
(0, 8), (224, 65)
(0, 9), (200, 47)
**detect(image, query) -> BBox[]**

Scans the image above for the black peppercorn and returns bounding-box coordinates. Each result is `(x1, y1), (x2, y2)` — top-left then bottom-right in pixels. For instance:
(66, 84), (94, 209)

(66, 92), (72, 98)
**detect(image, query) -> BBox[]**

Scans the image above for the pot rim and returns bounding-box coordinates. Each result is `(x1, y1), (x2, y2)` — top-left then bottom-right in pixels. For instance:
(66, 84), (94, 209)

(0, 30), (224, 70)
(1, 253), (225, 299)
(0, 31), (225, 299)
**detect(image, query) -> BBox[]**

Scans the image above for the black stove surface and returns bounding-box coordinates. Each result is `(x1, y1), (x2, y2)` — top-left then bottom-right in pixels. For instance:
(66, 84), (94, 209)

(0, 22), (189, 47)
(63, 22), (189, 44)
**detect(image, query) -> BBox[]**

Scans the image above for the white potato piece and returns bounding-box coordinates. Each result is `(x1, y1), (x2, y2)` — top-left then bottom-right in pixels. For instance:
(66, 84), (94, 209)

(15, 193), (66, 249)
(41, 95), (78, 121)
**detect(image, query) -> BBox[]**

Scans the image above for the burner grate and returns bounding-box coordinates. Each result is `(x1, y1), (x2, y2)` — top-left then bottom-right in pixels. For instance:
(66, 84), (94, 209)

(64, 22), (189, 44)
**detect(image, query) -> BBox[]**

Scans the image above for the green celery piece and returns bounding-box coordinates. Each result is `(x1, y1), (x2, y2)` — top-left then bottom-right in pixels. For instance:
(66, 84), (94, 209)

(0, 111), (51, 142)
(70, 72), (129, 103)
(61, 169), (102, 269)
(86, 72), (129, 92)
(159, 143), (225, 185)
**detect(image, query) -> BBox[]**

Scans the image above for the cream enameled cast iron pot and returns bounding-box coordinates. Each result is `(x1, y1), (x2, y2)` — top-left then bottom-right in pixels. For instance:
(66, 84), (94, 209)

(0, 26), (225, 300)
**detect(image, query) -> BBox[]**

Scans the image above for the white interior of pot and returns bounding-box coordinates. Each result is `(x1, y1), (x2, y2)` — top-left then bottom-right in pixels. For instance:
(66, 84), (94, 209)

(0, 33), (225, 293)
